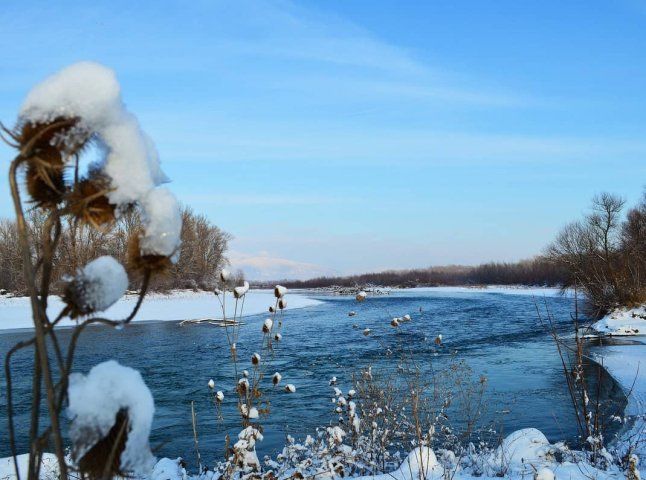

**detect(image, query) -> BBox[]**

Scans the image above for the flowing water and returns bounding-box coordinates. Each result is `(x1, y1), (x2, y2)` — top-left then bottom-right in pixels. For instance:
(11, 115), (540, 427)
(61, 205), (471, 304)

(0, 288), (626, 467)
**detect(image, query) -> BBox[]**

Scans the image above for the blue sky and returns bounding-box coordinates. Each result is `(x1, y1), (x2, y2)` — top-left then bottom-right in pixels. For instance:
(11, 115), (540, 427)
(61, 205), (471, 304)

(1, 0), (645, 279)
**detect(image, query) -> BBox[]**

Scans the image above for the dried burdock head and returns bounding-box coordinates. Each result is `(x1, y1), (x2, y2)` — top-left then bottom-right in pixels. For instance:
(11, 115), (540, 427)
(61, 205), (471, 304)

(434, 334), (442, 345)
(390, 318), (400, 328)
(67, 174), (116, 229)
(127, 233), (172, 275)
(272, 372), (282, 386)
(355, 291), (367, 303)
(274, 333), (282, 342)
(216, 391), (224, 402)
(278, 298), (287, 310)
(285, 384), (296, 393)
(269, 306), (275, 313)
(363, 328), (371, 336)
(76, 408), (129, 480)
(18, 117), (88, 209)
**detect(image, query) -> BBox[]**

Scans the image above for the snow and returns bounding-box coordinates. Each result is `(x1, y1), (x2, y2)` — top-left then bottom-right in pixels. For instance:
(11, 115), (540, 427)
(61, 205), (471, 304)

(590, 306), (646, 336)
(67, 360), (155, 473)
(139, 188), (182, 258)
(0, 289), (322, 331)
(67, 256), (128, 314)
(0, 453), (59, 480)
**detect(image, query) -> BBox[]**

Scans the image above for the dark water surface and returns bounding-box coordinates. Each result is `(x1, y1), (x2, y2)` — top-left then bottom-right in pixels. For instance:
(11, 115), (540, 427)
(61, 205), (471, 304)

(0, 289), (626, 467)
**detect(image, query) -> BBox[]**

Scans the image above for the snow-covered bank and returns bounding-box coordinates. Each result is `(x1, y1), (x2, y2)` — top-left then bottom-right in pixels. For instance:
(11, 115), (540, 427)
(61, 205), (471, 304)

(0, 289), (322, 331)
(399, 285), (566, 296)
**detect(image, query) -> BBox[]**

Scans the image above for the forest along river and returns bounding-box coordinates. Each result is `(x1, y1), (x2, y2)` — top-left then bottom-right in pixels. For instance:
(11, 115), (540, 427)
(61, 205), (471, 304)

(0, 288), (626, 467)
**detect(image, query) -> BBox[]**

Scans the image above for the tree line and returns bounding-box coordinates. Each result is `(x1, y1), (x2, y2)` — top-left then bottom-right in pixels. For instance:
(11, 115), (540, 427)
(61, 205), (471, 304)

(546, 191), (646, 317)
(0, 206), (233, 294)
(268, 258), (568, 290)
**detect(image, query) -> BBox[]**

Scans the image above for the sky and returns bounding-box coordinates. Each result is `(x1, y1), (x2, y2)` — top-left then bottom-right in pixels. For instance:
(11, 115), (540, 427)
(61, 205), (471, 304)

(1, 0), (645, 280)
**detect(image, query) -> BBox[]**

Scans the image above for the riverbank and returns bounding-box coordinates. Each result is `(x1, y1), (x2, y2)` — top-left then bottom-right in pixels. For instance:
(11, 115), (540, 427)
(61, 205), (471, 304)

(0, 289), (322, 331)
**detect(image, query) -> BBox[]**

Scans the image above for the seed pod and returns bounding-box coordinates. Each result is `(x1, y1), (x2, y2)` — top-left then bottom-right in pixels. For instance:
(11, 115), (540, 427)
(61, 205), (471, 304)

(278, 298), (287, 310)
(272, 372), (282, 386)
(67, 174), (115, 228)
(274, 285), (287, 298)
(207, 379), (215, 389)
(390, 318), (400, 327)
(363, 328), (371, 336)
(269, 306), (275, 313)
(274, 333), (282, 342)
(127, 234), (172, 275)
(251, 353), (260, 366)
(220, 269), (230, 282)
(355, 291), (367, 303)
(285, 384), (296, 393)
(216, 391), (224, 402)
(263, 318), (273, 333)
(233, 281), (249, 299)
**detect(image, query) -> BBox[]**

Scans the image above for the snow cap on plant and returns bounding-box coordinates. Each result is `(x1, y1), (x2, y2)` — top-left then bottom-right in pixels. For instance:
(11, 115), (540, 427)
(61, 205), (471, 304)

(207, 379), (215, 389)
(390, 318), (400, 327)
(233, 281), (249, 299)
(63, 256), (128, 318)
(242, 370), (249, 378)
(251, 353), (261, 366)
(274, 285), (287, 298)
(278, 298), (287, 310)
(356, 291), (367, 302)
(67, 360), (155, 476)
(434, 334), (442, 345)
(403, 314), (411, 321)
(219, 269), (230, 282)
(272, 372), (282, 386)
(363, 328), (371, 336)
(269, 305), (275, 313)
(263, 318), (273, 333)
(285, 384), (296, 393)
(274, 333), (282, 342)
(215, 391), (224, 402)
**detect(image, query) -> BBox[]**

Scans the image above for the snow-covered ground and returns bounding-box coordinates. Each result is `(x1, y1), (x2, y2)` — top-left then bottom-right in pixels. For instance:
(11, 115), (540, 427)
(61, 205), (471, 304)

(0, 289), (322, 331)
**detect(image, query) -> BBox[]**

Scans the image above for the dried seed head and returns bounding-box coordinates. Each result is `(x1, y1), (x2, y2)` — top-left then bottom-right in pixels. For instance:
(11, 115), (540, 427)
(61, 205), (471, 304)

(237, 378), (249, 394)
(434, 334), (442, 345)
(67, 174), (116, 228)
(390, 318), (400, 327)
(278, 298), (287, 310)
(269, 306), (275, 313)
(19, 117), (87, 209)
(274, 333), (282, 342)
(263, 318), (273, 334)
(243, 370), (249, 378)
(272, 372), (282, 386)
(77, 408), (129, 479)
(62, 256), (128, 319)
(233, 281), (249, 299)
(251, 353), (261, 366)
(363, 328), (371, 336)
(356, 291), (367, 303)
(403, 314), (411, 321)
(329, 377), (337, 386)
(127, 233), (172, 275)
(274, 285), (287, 298)
(219, 269), (230, 282)
(285, 384), (296, 393)
(208, 379), (215, 389)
